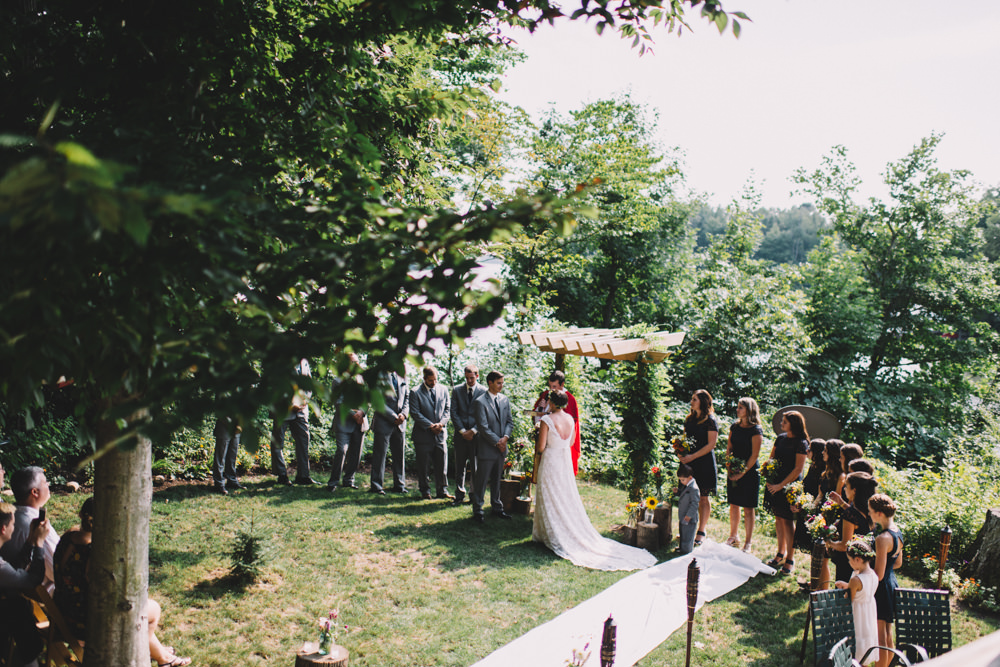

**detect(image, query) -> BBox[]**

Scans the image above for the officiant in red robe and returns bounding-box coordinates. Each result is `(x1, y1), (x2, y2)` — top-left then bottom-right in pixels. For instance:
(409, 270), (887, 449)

(532, 370), (582, 475)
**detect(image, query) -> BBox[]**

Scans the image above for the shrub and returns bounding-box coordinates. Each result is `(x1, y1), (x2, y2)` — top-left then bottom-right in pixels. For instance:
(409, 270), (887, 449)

(228, 512), (272, 583)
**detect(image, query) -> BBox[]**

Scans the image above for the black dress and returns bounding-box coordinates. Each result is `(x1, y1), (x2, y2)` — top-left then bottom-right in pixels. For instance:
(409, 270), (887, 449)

(685, 414), (718, 495)
(726, 422), (762, 508)
(762, 433), (808, 520)
(830, 504), (873, 583)
(875, 527), (903, 622)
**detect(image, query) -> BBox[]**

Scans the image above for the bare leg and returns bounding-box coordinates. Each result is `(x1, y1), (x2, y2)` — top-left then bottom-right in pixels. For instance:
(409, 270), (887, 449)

(877, 620), (894, 667)
(820, 557), (831, 589)
(743, 507), (755, 548)
(729, 505), (740, 542)
(147, 598), (189, 666)
(697, 496), (711, 538)
(774, 518), (789, 562)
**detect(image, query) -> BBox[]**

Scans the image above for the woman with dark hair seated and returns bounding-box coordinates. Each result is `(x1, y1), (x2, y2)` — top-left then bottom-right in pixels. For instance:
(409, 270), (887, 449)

(54, 498), (192, 667)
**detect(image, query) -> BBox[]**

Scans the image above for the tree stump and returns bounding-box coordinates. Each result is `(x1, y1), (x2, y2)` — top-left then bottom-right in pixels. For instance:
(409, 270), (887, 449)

(961, 507), (1000, 590)
(622, 525), (637, 546)
(638, 521), (659, 552)
(653, 506), (672, 546)
(499, 479), (520, 509)
(296, 645), (349, 667)
(512, 497), (532, 515)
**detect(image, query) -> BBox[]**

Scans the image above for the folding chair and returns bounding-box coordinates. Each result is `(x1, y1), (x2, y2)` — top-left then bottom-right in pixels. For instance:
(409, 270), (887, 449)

(894, 588), (951, 663)
(808, 589), (854, 667)
(30, 586), (84, 666)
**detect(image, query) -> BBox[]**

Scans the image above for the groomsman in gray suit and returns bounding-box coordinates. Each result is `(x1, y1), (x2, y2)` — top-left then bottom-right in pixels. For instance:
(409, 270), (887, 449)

(450, 364), (485, 506)
(327, 353), (368, 492)
(370, 369), (409, 495)
(410, 366), (453, 500)
(472, 371), (514, 522)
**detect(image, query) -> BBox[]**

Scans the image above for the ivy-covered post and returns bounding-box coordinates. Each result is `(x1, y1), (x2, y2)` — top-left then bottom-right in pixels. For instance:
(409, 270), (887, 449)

(620, 354), (666, 501)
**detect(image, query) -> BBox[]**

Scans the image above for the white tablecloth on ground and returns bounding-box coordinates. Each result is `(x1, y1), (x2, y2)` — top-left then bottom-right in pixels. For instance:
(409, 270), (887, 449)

(471, 540), (776, 667)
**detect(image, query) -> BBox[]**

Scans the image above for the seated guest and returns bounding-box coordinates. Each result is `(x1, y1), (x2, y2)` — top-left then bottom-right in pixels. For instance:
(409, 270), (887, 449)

(0, 500), (49, 667)
(0, 466), (60, 593)
(54, 497), (192, 667)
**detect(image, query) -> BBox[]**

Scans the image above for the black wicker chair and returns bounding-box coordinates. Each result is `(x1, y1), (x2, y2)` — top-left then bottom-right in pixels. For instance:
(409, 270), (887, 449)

(809, 589), (855, 667)
(894, 588), (951, 663)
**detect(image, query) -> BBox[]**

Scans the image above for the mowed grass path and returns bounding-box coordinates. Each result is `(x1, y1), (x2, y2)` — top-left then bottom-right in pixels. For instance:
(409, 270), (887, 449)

(45, 477), (998, 666)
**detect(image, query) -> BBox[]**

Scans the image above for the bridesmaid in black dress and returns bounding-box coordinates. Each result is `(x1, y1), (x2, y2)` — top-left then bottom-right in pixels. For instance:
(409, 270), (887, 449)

(763, 410), (809, 574)
(725, 397), (763, 552)
(681, 389), (718, 546)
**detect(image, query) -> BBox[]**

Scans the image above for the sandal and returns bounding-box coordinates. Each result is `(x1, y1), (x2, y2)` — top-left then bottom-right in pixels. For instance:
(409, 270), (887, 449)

(781, 559), (795, 575)
(741, 542), (753, 554)
(725, 536), (740, 548)
(766, 552), (785, 568)
(159, 657), (192, 667)
(694, 530), (706, 546)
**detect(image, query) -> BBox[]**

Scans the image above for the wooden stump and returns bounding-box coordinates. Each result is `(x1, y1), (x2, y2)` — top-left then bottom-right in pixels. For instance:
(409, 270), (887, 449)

(512, 497), (532, 515)
(654, 506), (672, 546)
(622, 525), (637, 546)
(637, 521), (659, 552)
(296, 645), (349, 667)
(499, 479), (520, 509)
(961, 508), (1000, 590)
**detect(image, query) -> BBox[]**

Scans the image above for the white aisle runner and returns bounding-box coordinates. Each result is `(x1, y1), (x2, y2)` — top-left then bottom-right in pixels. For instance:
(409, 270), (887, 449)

(471, 540), (776, 667)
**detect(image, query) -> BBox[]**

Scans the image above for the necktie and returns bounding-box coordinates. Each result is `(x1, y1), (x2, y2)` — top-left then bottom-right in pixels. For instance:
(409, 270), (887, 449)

(467, 387), (472, 403)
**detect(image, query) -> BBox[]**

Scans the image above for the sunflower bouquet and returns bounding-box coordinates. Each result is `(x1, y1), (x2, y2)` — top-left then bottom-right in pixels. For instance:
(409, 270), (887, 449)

(641, 495), (659, 523)
(625, 501), (642, 527)
(724, 452), (747, 476)
(785, 480), (813, 513)
(761, 458), (782, 485)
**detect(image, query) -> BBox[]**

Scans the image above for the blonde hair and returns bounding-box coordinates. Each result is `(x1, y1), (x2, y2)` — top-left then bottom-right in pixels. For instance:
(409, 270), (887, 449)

(0, 502), (14, 529)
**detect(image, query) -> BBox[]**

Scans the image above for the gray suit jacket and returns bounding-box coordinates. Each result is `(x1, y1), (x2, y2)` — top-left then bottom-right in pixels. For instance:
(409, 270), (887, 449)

(451, 382), (486, 436)
(411, 382), (451, 446)
(374, 372), (409, 433)
(474, 391), (513, 461)
(677, 479), (701, 524)
(333, 376), (368, 436)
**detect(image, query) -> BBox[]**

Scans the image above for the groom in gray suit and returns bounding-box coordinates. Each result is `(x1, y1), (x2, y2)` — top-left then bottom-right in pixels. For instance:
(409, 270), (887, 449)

(472, 371), (514, 522)
(411, 366), (453, 500)
(450, 363), (486, 505)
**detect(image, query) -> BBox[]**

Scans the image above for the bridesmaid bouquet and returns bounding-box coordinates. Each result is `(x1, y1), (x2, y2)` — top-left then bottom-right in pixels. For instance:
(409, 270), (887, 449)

(672, 435), (697, 457)
(785, 481), (813, 513)
(723, 452), (747, 476)
(805, 514), (839, 541)
(761, 458), (782, 485)
(820, 498), (843, 525)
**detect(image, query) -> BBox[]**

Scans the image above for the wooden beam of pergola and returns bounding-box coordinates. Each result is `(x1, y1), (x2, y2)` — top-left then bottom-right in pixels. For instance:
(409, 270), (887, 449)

(517, 328), (685, 363)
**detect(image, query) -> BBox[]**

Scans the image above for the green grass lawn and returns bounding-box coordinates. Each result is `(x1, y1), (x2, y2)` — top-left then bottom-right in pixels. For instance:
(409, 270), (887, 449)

(45, 476), (999, 666)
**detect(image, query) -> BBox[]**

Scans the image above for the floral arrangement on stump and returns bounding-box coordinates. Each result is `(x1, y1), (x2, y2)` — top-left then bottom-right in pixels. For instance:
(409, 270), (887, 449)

(504, 438), (532, 480)
(317, 609), (347, 655)
(625, 501), (642, 528)
(649, 465), (674, 508)
(642, 496), (658, 523)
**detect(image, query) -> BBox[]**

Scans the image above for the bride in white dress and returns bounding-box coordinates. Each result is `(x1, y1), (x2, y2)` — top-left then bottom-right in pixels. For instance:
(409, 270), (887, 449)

(532, 391), (657, 571)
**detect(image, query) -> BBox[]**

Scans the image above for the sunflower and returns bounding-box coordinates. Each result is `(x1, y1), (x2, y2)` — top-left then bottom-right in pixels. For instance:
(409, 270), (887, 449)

(644, 496), (658, 512)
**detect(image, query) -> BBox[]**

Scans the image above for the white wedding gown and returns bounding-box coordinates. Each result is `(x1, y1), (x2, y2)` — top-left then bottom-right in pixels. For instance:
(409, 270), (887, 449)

(533, 415), (657, 571)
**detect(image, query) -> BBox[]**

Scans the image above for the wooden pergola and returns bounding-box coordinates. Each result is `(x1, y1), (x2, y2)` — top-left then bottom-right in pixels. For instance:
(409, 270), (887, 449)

(517, 328), (686, 364)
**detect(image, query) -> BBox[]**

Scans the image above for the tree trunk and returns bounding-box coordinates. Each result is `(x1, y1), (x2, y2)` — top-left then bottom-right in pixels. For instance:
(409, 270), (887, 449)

(961, 508), (1000, 591)
(83, 415), (152, 667)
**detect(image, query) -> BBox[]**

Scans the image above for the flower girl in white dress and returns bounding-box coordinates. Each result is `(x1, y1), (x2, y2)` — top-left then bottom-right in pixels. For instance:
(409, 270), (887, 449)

(532, 391), (656, 571)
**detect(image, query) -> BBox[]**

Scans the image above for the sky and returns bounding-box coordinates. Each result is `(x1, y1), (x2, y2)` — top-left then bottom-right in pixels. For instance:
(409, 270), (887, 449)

(498, 0), (1000, 210)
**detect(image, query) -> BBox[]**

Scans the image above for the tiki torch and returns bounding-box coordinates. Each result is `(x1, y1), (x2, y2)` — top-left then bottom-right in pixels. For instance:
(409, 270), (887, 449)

(937, 525), (952, 589)
(685, 558), (700, 667)
(600, 614), (617, 667)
